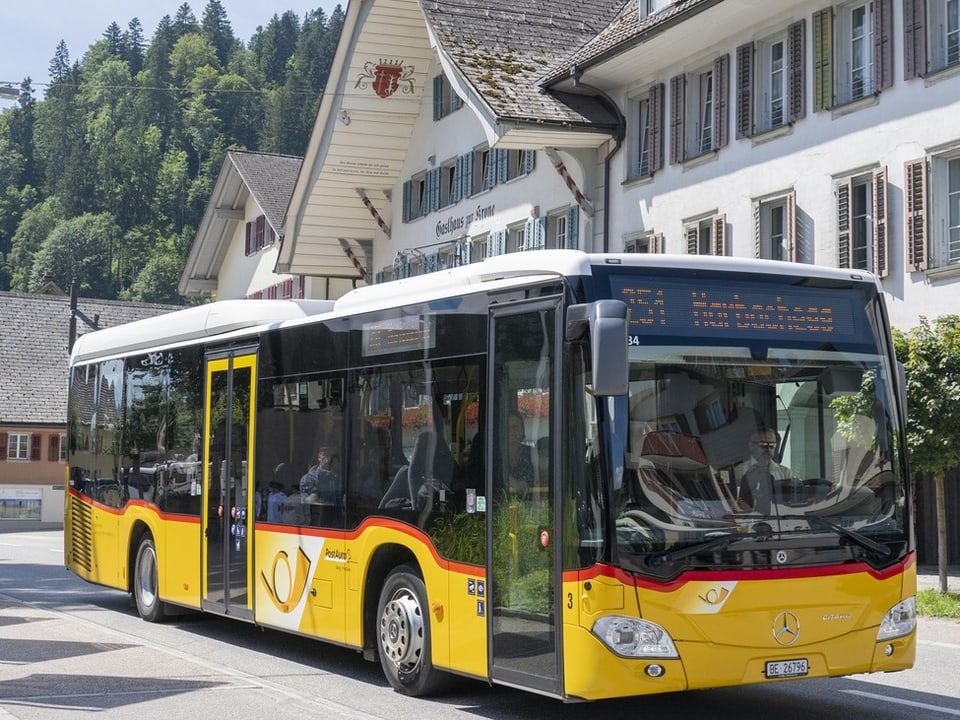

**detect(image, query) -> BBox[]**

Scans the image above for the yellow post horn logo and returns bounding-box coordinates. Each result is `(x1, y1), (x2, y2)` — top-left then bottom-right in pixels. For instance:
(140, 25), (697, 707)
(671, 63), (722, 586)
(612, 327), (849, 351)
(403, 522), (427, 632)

(260, 547), (311, 613)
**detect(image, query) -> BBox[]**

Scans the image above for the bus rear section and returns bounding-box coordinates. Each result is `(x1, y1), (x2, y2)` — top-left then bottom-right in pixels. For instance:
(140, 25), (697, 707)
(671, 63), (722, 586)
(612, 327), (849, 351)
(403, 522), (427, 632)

(560, 259), (916, 699)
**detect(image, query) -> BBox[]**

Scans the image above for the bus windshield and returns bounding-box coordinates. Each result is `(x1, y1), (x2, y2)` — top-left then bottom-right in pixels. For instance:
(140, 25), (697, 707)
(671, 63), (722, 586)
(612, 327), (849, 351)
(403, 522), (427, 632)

(595, 269), (909, 576)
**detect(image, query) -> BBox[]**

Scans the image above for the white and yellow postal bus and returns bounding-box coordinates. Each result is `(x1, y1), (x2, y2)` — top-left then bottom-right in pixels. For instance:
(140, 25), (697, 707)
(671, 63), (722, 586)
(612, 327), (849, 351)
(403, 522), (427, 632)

(65, 250), (916, 700)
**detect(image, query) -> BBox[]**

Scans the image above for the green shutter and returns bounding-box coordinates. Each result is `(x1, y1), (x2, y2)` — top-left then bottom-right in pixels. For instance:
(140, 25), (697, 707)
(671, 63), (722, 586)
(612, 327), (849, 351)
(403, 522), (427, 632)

(433, 75), (443, 120)
(813, 8), (834, 112)
(565, 206), (579, 249)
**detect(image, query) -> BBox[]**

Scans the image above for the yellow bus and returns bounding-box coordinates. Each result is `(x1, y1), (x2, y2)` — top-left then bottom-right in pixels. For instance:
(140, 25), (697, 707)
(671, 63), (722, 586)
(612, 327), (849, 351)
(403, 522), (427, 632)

(65, 250), (916, 700)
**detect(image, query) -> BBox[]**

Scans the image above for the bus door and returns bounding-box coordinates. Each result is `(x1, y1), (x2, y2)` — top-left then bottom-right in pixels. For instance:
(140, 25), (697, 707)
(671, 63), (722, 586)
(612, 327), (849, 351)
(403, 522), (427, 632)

(487, 299), (561, 695)
(202, 349), (257, 620)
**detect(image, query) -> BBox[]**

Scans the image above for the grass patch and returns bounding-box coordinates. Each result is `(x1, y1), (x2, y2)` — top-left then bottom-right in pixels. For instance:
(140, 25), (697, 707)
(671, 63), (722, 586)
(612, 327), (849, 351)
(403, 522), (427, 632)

(916, 588), (960, 619)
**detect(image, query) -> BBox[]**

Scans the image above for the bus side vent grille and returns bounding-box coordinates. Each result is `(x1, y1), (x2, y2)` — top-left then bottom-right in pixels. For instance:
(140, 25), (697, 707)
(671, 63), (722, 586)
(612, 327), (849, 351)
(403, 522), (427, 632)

(70, 500), (93, 573)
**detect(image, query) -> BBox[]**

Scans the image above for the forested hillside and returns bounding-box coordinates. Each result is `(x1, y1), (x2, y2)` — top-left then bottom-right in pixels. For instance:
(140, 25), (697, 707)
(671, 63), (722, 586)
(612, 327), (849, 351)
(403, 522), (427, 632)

(0, 1), (342, 304)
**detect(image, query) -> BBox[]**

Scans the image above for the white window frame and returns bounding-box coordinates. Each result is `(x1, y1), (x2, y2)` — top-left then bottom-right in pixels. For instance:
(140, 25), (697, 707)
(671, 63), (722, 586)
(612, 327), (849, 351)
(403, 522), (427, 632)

(59, 433), (68, 463)
(7, 433), (30, 461)
(473, 146), (491, 193)
(624, 231), (663, 253)
(471, 234), (488, 263)
(689, 67), (715, 157)
(630, 93), (653, 178)
(836, 2), (875, 104)
(439, 160), (456, 209)
(755, 192), (796, 261)
(508, 222), (526, 253)
(547, 210), (567, 250)
(850, 175), (874, 270)
(930, 150), (960, 268)
(756, 33), (787, 132)
(929, 0), (960, 71)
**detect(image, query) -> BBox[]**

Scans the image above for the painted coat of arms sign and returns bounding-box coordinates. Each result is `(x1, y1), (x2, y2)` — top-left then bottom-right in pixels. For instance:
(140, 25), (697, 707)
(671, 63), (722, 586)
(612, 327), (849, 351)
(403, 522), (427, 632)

(356, 59), (415, 98)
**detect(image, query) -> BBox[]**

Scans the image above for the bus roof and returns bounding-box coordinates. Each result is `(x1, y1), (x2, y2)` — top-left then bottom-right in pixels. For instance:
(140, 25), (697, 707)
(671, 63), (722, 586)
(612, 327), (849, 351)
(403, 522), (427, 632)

(69, 251), (878, 365)
(69, 299), (334, 365)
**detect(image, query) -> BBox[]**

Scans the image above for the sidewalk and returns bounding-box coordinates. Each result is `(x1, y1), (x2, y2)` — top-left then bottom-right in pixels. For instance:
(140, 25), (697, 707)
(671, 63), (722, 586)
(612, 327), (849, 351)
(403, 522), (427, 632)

(917, 565), (960, 593)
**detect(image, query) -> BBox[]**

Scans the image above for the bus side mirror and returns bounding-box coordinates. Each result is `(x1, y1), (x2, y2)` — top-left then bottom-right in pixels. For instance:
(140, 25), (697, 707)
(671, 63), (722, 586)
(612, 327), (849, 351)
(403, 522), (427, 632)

(566, 300), (629, 397)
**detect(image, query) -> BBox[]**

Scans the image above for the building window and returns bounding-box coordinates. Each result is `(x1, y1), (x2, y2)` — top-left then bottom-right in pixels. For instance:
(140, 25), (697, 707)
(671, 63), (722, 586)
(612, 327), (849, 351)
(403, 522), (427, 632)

(906, 151), (960, 271)
(547, 211), (567, 249)
(906, 0), (960, 77)
(470, 234), (488, 263)
(814, 1), (892, 111)
(684, 213), (726, 255)
(737, 22), (806, 137)
(509, 223), (526, 253)
(500, 150), (535, 183)
(670, 55), (729, 163)
(402, 173), (428, 222)
(6, 433), (30, 461)
(432, 74), (463, 120)
(473, 146), (492, 193)
(439, 159), (457, 209)
(628, 84), (664, 179)
(837, 167), (888, 276)
(755, 192), (797, 261)
(624, 232), (665, 253)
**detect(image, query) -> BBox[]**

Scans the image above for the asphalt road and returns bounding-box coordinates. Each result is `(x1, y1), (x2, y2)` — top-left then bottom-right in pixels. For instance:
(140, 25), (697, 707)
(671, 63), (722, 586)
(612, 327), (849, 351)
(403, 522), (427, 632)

(2, 530), (959, 720)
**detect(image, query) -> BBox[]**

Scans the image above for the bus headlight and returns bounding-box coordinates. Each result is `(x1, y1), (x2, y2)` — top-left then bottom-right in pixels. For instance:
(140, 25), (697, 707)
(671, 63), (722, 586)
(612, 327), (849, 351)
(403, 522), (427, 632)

(876, 596), (916, 641)
(592, 616), (679, 658)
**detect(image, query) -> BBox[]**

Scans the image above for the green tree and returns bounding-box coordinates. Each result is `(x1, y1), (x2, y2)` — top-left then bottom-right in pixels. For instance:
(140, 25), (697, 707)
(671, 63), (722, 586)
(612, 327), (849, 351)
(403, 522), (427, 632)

(893, 315), (960, 594)
(30, 212), (121, 298)
(7, 195), (65, 291)
(201, 0), (238, 68)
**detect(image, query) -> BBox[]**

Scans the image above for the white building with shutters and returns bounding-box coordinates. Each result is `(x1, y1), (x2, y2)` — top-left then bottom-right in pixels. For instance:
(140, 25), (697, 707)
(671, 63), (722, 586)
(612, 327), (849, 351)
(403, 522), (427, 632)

(274, 0), (960, 330)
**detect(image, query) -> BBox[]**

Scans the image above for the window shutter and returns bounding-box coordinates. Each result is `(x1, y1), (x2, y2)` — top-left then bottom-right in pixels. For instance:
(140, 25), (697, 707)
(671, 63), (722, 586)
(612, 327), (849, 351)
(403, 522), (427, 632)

(565, 206), (580, 249)
(788, 20), (806, 121)
(452, 156), (463, 204)
(524, 216), (536, 251)
(31, 434), (41, 461)
(486, 149), (498, 190)
(0, 433), (7, 460)
(905, 158), (928, 271)
(244, 222), (252, 255)
(256, 215), (265, 250)
(649, 83), (665, 172)
(650, 232), (665, 253)
(686, 224), (699, 254)
(813, 8), (834, 112)
(872, 166), (888, 278)
(48, 435), (60, 462)
(786, 191), (797, 262)
(837, 179), (851, 268)
(453, 93), (463, 111)
(736, 42), (754, 139)
(523, 149), (536, 174)
(753, 201), (762, 257)
(669, 74), (685, 164)
(461, 239), (473, 265)
(492, 229), (508, 256)
(874, 0), (894, 91)
(497, 149), (509, 184)
(375, 271), (384, 283)
(429, 167), (441, 212)
(903, 0), (927, 80)
(462, 152), (474, 198)
(713, 213), (727, 256)
(402, 180), (412, 222)
(433, 75), (443, 120)
(713, 54), (729, 150)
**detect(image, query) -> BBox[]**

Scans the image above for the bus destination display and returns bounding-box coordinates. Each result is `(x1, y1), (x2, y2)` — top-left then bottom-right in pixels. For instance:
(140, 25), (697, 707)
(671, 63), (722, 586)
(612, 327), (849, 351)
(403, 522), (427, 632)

(361, 315), (436, 357)
(611, 276), (860, 341)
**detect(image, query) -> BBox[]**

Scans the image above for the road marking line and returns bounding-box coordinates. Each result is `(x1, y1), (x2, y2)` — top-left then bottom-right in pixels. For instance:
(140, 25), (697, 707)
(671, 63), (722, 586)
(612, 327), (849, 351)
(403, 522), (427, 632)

(841, 689), (960, 716)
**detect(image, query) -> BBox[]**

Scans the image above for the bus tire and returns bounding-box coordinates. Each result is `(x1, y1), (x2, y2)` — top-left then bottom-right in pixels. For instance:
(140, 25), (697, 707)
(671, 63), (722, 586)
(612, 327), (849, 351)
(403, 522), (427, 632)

(376, 564), (448, 696)
(134, 535), (167, 623)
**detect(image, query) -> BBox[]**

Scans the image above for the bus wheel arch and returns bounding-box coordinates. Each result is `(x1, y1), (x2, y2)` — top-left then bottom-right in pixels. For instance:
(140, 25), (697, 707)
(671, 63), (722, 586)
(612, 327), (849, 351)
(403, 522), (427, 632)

(132, 529), (167, 622)
(376, 562), (450, 696)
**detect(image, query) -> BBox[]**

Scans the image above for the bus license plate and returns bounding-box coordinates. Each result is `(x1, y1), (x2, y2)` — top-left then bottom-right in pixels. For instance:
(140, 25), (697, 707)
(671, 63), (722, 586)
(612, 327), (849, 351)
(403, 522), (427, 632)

(765, 658), (808, 679)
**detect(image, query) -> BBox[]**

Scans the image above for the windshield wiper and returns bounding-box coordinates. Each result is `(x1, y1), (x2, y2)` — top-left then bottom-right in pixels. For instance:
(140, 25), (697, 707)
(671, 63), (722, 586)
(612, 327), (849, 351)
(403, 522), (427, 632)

(647, 532), (741, 568)
(749, 513), (891, 558)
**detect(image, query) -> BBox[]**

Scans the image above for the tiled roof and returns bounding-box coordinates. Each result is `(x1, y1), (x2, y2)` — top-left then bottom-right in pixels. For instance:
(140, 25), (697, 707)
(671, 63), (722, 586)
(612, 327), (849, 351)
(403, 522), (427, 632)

(422, 0), (625, 127)
(0, 292), (180, 426)
(228, 151), (302, 234)
(540, 0), (718, 85)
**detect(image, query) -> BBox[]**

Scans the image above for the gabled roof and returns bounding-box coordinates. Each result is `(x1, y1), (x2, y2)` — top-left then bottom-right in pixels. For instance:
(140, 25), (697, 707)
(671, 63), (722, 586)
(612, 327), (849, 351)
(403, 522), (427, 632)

(281, 0), (625, 278)
(540, 0), (720, 86)
(0, 292), (180, 426)
(180, 150), (302, 296)
(423, 0), (624, 145)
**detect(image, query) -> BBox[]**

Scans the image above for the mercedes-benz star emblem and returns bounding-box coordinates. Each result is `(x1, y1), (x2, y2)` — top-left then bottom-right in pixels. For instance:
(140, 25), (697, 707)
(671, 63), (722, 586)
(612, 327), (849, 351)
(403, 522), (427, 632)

(772, 611), (801, 646)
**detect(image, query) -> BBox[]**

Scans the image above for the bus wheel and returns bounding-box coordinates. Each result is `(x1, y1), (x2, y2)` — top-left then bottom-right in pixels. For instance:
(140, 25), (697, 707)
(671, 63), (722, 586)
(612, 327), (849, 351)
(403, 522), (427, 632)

(376, 564), (448, 696)
(134, 535), (167, 622)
